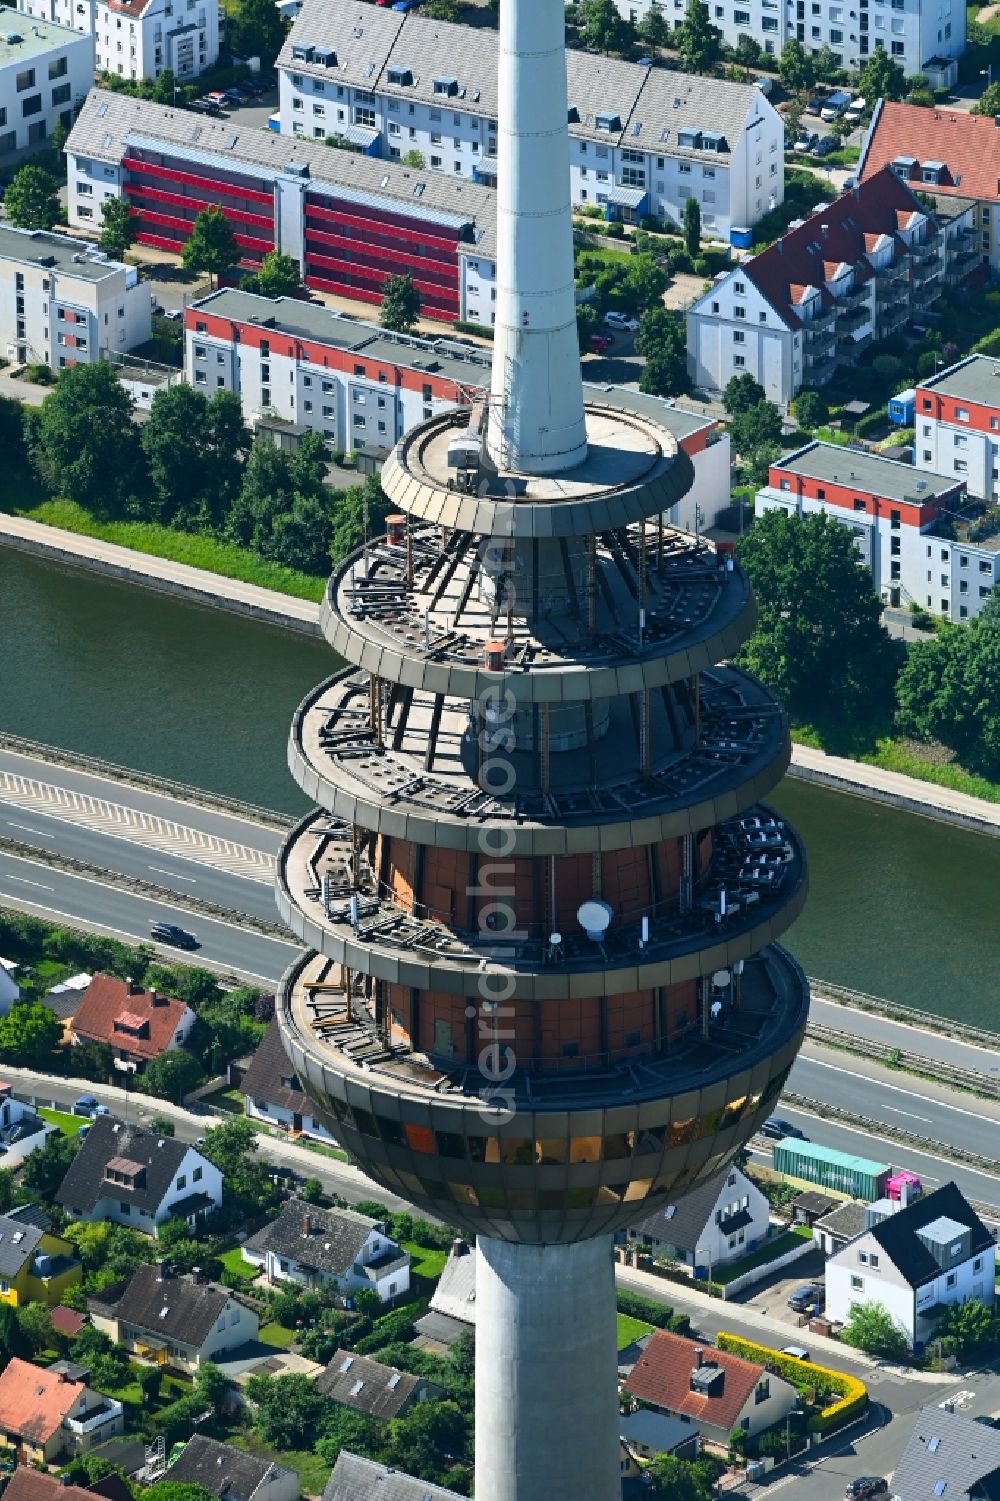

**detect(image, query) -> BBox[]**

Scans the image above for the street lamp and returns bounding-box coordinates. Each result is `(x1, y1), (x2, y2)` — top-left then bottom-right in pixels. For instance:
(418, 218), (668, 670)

(981, 65), (994, 89)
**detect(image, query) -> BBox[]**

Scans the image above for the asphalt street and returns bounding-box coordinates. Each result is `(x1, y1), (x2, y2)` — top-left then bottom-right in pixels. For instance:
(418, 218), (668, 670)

(809, 993), (1000, 1075)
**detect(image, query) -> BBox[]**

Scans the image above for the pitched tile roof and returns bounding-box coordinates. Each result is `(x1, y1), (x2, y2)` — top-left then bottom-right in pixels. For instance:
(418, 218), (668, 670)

(859, 99), (1000, 204)
(245, 1198), (380, 1278)
(317, 1350), (424, 1419)
(0, 1358), (82, 1443)
(55, 1115), (191, 1215)
(627, 1168), (731, 1252)
(624, 1332), (765, 1433)
(241, 1018), (315, 1120)
(165, 1435), (296, 1501)
(323, 1452), (465, 1501)
(0, 1213), (46, 1279)
(103, 1265), (232, 1346)
(891, 1404), (1000, 1501)
(814, 1199), (868, 1243)
(862, 1182), (995, 1290)
(3, 1469), (97, 1501)
(731, 167), (930, 331)
(71, 974), (188, 1060)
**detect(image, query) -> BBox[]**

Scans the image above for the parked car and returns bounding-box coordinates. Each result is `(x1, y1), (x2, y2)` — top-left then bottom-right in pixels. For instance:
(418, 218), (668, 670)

(761, 1117), (804, 1140)
(149, 920), (199, 949)
(788, 1283), (825, 1314)
(604, 311), (639, 331)
(72, 1094), (98, 1117)
(813, 135), (839, 158)
(795, 131), (819, 153)
(589, 333), (613, 354)
(781, 1345), (811, 1361)
(163, 309), (182, 321)
(845, 1481), (888, 1500)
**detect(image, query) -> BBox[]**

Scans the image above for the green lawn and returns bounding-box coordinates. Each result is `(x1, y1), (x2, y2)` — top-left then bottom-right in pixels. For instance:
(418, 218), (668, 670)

(219, 1247), (259, 1282)
(39, 1107), (87, 1138)
(228, 1435), (330, 1497)
(714, 1225), (814, 1286)
(258, 1323), (296, 1349)
(401, 1241), (448, 1280)
(617, 1314), (655, 1351)
(17, 498), (326, 604)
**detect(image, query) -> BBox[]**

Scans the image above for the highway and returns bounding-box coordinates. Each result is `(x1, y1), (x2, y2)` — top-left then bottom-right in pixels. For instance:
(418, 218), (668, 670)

(2, 746), (1000, 1209)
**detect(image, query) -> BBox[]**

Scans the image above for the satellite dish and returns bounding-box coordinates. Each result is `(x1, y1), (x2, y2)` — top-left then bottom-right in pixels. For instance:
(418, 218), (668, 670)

(711, 969), (731, 988)
(577, 900), (613, 941)
(549, 932), (562, 946)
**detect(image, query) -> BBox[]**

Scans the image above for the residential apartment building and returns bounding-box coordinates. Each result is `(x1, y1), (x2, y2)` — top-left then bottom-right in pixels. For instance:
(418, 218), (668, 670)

(277, 0), (785, 240)
(913, 354), (1000, 503)
(0, 8), (92, 160)
(65, 88), (498, 323)
(859, 101), (1000, 273)
(17, 0), (218, 84)
(824, 1183), (996, 1350)
(687, 167), (952, 406)
(0, 224), (151, 368)
(612, 0), (964, 82)
(755, 439), (1000, 620)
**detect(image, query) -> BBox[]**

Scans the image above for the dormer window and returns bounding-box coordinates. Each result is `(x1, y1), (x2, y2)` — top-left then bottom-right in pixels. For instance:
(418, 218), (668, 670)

(595, 110), (621, 133)
(891, 155), (917, 178)
(677, 126), (701, 149)
(387, 65), (412, 86)
(104, 1156), (146, 1190)
(433, 75), (459, 97)
(921, 161), (944, 184)
(291, 44), (313, 62)
(313, 47), (336, 67)
(113, 1011), (149, 1039)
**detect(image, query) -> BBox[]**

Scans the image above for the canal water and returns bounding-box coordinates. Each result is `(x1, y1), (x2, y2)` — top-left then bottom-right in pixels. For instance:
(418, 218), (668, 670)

(3, 548), (999, 1025)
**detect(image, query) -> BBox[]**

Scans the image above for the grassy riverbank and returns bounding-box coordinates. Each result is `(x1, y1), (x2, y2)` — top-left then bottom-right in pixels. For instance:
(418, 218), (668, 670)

(17, 499), (326, 604)
(792, 728), (1000, 806)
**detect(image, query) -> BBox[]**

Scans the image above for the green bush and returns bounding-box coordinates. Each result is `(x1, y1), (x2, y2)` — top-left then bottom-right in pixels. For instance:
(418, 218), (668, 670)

(854, 409), (890, 438)
(350, 1299), (428, 1355)
(605, 221), (626, 239)
(616, 1288), (674, 1329)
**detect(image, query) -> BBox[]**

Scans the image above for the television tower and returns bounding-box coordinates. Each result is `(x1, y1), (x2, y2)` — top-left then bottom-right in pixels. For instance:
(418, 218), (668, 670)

(275, 3), (809, 1498)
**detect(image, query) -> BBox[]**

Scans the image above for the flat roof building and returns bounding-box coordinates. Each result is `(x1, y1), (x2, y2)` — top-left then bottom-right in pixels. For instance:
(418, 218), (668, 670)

(0, 6), (92, 161)
(17, 0), (219, 85)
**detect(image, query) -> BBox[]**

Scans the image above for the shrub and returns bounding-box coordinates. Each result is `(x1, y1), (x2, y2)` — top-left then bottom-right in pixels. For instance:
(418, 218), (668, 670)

(715, 1332), (868, 1434)
(854, 409), (889, 439)
(616, 1288), (674, 1329)
(605, 221), (626, 239)
(351, 1300), (427, 1355)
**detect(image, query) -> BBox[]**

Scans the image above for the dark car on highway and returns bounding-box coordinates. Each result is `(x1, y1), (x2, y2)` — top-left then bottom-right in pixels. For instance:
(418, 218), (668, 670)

(845, 1480), (888, 1500)
(761, 1117), (805, 1140)
(149, 921), (199, 950)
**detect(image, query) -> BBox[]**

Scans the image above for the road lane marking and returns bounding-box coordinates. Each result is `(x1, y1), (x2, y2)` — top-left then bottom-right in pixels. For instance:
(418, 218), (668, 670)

(796, 1055), (1000, 1125)
(149, 866), (197, 883)
(6, 823), (52, 838)
(882, 1105), (933, 1123)
(5, 876), (54, 891)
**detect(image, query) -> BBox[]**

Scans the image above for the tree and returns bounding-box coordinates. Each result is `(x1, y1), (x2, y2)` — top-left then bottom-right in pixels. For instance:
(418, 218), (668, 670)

(330, 473), (391, 564)
(228, 0), (286, 67)
(841, 1300), (909, 1358)
(723, 371), (766, 413)
(582, 0), (629, 54)
(576, 302), (599, 352)
(73, 1040), (114, 1083)
(0, 1001), (61, 1066)
(729, 399), (783, 455)
(244, 1373), (327, 1449)
(676, 0), (722, 76)
(859, 47), (906, 107)
(15, 1301), (52, 1355)
(380, 273), (421, 334)
(792, 388), (829, 430)
(779, 37), (814, 93)
(0, 397), (27, 476)
(624, 252), (668, 311)
(98, 197), (136, 261)
(646, 1454), (716, 1501)
(402, 149), (426, 169)
(637, 5), (669, 47)
(30, 362), (141, 516)
(936, 1298), (997, 1354)
(635, 307), (689, 397)
(194, 1361), (229, 1413)
(140, 386), (249, 529)
(144, 1483), (216, 1501)
(683, 195), (701, 258)
(972, 80), (1000, 116)
(301, 1177), (323, 1204)
(314, 1406), (383, 1467)
(246, 251), (301, 299)
(152, 67), (176, 105)
(812, 43), (842, 82)
(387, 1400), (466, 1480)
(3, 166), (60, 231)
(895, 591), (1000, 777)
(22, 1132), (78, 1201)
(182, 207), (238, 289)
(737, 509), (902, 732)
(422, 0), (460, 17)
(734, 34), (764, 67)
(140, 1049), (205, 1104)
(200, 1118), (277, 1212)
(0, 1304), (30, 1365)
(138, 1365), (163, 1407)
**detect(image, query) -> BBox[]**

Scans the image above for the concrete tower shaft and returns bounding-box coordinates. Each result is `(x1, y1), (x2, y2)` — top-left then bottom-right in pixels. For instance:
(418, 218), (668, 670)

(486, 0), (588, 474)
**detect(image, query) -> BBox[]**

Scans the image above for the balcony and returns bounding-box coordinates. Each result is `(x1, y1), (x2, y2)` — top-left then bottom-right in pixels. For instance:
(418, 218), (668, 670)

(875, 265), (907, 294)
(837, 286), (868, 310)
(839, 304), (870, 332)
(804, 350), (837, 380)
(65, 1396), (123, 1439)
(805, 325), (837, 353)
(908, 237), (939, 260)
(878, 304), (909, 332)
(805, 305), (838, 332)
(912, 256), (942, 285)
(839, 331), (873, 360)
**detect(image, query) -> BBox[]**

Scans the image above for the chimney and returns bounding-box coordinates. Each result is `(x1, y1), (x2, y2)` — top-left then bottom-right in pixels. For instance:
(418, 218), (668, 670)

(149, 990), (167, 1007)
(693, 1347), (703, 1368)
(452, 1237), (469, 1258)
(125, 978), (141, 996)
(59, 1476), (71, 1487)
(303, 1215), (312, 1237)
(156, 1260), (168, 1280)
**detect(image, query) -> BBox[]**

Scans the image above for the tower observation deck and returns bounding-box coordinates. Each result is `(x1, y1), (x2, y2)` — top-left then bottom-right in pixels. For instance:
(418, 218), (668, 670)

(275, 3), (808, 1498)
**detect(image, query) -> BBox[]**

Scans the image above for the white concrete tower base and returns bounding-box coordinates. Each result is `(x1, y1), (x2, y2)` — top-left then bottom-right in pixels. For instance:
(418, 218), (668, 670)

(474, 1234), (620, 1501)
(486, 0), (588, 475)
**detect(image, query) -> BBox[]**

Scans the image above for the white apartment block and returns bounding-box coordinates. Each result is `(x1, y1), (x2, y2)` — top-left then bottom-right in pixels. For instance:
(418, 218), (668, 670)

(755, 440), (1000, 623)
(687, 166), (946, 407)
(612, 0), (964, 83)
(0, 8), (92, 159)
(913, 355), (1000, 505)
(17, 0), (218, 84)
(0, 222), (152, 367)
(277, 0), (785, 241)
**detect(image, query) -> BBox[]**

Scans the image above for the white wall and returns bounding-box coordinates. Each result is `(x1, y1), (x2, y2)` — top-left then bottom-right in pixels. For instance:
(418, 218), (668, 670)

(18, 0), (219, 83)
(0, 19), (93, 160)
(687, 268), (795, 403)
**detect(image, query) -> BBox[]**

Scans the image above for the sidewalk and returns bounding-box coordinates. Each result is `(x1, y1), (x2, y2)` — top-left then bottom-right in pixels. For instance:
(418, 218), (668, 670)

(789, 741), (1000, 836)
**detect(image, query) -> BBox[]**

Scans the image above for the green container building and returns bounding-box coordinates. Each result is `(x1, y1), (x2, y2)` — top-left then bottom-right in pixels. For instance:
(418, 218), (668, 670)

(773, 1139), (891, 1201)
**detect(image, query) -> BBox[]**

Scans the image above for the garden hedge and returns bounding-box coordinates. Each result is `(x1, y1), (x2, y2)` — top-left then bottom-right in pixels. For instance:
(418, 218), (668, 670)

(715, 1332), (868, 1434)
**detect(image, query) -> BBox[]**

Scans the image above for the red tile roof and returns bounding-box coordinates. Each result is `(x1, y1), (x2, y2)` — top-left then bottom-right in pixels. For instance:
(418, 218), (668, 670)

(624, 1332), (764, 1433)
(4, 1470), (95, 1501)
(72, 974), (189, 1060)
(859, 100), (1000, 202)
(739, 166), (928, 331)
(0, 1359), (82, 1443)
(49, 1307), (86, 1337)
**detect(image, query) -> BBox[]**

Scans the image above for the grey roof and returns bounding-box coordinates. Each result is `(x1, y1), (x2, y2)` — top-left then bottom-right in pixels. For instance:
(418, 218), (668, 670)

(629, 1167), (761, 1252)
(0, 1216), (45, 1279)
(619, 1409), (699, 1455)
(376, 9), (499, 118)
(791, 1191), (840, 1218)
(772, 441), (964, 505)
(814, 1199), (868, 1244)
(0, 6), (87, 63)
(0, 226), (128, 282)
(891, 1405), (1000, 1501)
(324, 1451), (465, 1501)
(277, 1), (403, 91)
(428, 1241), (476, 1325)
(626, 63), (764, 163)
(189, 290), (492, 391)
(165, 1435), (297, 1501)
(862, 1183), (995, 1291)
(245, 1197), (380, 1277)
(316, 1350), (425, 1419)
(55, 1115), (190, 1216)
(413, 1309), (469, 1346)
(105, 1265), (231, 1346)
(920, 354), (1000, 410)
(67, 90), (498, 263)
